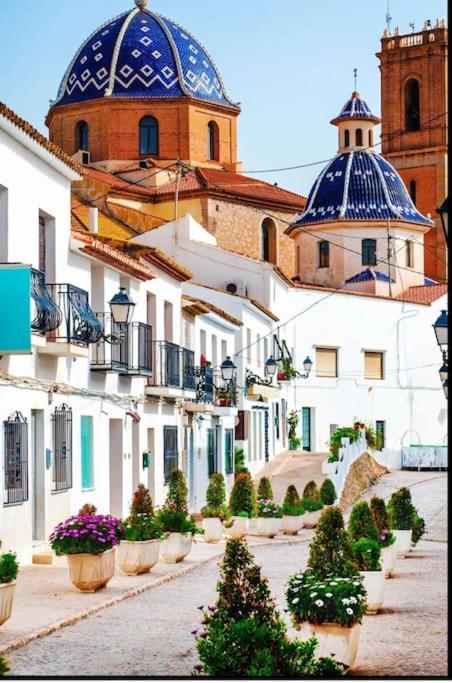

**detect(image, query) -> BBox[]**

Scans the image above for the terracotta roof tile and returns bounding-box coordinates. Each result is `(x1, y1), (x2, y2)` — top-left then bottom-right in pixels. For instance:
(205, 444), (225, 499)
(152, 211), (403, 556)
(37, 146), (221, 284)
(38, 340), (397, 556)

(394, 283), (448, 305)
(0, 101), (84, 175)
(182, 296), (243, 327)
(191, 282), (279, 322)
(71, 196), (137, 240)
(293, 279), (447, 305)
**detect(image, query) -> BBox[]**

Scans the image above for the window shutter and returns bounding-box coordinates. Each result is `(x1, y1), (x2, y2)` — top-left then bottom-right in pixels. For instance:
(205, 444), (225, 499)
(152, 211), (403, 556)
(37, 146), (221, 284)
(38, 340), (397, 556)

(235, 410), (249, 440)
(364, 352), (383, 380)
(315, 348), (338, 378)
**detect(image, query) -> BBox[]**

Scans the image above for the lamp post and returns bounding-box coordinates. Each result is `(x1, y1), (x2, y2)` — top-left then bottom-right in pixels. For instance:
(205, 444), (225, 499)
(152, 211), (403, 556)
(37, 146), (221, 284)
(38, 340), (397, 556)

(99, 287), (135, 344)
(433, 309), (448, 400)
(437, 196), (448, 246)
(220, 356), (236, 383)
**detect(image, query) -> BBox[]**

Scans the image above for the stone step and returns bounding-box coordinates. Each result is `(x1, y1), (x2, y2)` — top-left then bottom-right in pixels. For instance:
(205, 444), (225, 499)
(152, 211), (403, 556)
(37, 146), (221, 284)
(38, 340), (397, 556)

(32, 541), (54, 565)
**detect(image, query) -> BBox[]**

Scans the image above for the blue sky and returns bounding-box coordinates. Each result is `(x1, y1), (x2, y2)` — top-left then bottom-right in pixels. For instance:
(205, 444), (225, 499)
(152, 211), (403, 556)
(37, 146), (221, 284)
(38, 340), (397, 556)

(0, 0), (446, 195)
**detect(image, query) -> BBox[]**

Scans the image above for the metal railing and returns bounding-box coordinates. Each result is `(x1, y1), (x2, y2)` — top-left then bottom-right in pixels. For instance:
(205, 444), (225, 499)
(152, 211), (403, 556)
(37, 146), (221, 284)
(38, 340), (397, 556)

(3, 412), (28, 505)
(31, 269), (62, 334)
(128, 322), (152, 376)
(46, 283), (103, 345)
(152, 342), (196, 390)
(91, 313), (128, 372)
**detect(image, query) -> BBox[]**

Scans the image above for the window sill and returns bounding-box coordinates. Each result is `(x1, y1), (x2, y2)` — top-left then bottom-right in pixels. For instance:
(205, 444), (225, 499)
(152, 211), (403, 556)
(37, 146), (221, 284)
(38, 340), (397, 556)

(82, 487), (95, 492)
(51, 488), (72, 495)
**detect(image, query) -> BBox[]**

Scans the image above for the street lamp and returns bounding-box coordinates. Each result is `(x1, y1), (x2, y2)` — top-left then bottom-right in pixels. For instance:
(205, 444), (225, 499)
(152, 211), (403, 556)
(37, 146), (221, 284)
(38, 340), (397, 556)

(439, 362), (448, 384)
(433, 310), (448, 349)
(437, 196), (448, 245)
(303, 356), (313, 376)
(109, 287), (135, 325)
(443, 379), (448, 400)
(220, 356), (236, 383)
(264, 355), (277, 378)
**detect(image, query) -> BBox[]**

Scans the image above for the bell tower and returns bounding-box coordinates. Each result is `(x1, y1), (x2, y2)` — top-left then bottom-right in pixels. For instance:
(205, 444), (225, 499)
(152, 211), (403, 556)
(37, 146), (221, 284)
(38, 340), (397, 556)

(377, 19), (448, 281)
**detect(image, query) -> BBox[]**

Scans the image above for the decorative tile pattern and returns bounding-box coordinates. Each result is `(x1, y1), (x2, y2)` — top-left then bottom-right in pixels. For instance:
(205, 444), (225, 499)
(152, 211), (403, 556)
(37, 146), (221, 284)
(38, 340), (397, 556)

(345, 268), (395, 284)
(293, 151), (433, 227)
(54, 8), (236, 108)
(333, 93), (380, 122)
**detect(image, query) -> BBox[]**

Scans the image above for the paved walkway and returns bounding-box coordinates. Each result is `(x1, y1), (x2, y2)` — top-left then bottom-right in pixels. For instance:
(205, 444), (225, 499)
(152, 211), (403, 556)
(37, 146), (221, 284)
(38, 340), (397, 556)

(4, 470), (447, 677)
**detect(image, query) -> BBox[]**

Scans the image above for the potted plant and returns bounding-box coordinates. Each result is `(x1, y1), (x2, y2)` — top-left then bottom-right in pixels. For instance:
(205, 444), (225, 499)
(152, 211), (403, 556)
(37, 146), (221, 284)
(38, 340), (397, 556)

(227, 472), (256, 538)
(328, 426), (360, 460)
(201, 473), (229, 543)
(287, 410), (300, 450)
(234, 447), (248, 478)
(158, 470), (199, 563)
(276, 357), (299, 382)
(302, 480), (323, 527)
(215, 386), (233, 407)
(49, 505), (124, 592)
(286, 507), (365, 669)
(411, 509), (426, 547)
(387, 488), (414, 558)
(281, 485), (305, 535)
(256, 500), (283, 537)
(319, 478), (337, 506)
(118, 484), (163, 576)
(0, 542), (19, 627)
(193, 538), (342, 677)
(370, 496), (397, 578)
(352, 538), (385, 615)
(257, 476), (273, 501)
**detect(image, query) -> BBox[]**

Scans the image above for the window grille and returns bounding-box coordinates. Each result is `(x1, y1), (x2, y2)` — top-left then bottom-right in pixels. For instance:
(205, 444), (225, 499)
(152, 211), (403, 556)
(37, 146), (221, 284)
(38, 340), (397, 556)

(225, 429), (234, 474)
(52, 404), (73, 491)
(3, 412), (28, 505)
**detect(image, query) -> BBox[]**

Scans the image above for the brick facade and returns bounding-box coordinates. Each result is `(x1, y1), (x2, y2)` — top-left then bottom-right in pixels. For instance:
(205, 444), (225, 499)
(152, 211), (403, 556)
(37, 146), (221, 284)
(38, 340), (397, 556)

(377, 23), (448, 281)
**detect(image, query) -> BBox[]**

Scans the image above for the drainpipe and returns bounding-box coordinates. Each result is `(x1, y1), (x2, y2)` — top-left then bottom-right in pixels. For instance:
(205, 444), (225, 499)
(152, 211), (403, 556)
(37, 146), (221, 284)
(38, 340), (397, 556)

(88, 207), (98, 233)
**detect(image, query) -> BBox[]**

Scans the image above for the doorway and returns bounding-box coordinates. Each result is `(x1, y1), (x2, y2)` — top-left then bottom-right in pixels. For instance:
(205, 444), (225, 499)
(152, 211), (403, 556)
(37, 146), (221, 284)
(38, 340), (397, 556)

(31, 410), (45, 541)
(109, 419), (123, 518)
(302, 408), (311, 452)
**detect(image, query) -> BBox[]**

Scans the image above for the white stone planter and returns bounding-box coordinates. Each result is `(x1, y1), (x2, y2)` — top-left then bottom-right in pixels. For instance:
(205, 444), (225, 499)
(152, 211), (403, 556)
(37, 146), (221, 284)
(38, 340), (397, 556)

(118, 539), (160, 576)
(227, 516), (249, 539)
(66, 548), (115, 592)
(282, 515), (304, 535)
(321, 460), (337, 475)
(296, 621), (361, 669)
(381, 544), (397, 578)
(393, 529), (412, 558)
(361, 570), (385, 614)
(303, 509), (323, 528)
(201, 517), (223, 543)
(160, 532), (193, 564)
(257, 517), (282, 538)
(0, 581), (16, 627)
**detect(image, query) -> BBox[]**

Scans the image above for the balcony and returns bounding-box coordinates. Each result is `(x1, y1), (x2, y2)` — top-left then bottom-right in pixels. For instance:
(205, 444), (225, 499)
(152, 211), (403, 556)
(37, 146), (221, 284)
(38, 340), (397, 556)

(91, 314), (152, 377)
(146, 342), (196, 397)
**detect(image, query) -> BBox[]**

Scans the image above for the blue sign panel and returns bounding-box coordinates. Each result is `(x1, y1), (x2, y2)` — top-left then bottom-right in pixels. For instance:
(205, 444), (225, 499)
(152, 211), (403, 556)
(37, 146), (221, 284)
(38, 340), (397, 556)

(0, 264), (31, 354)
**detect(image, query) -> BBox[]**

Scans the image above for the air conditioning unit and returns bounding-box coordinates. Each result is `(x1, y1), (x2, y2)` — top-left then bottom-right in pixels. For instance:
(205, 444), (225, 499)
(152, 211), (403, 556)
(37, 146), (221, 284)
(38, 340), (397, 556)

(72, 149), (91, 165)
(226, 280), (247, 296)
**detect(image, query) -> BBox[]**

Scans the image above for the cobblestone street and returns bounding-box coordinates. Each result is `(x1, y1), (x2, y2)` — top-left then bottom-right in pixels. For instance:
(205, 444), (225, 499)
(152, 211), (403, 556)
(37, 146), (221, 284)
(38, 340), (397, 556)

(5, 470), (447, 678)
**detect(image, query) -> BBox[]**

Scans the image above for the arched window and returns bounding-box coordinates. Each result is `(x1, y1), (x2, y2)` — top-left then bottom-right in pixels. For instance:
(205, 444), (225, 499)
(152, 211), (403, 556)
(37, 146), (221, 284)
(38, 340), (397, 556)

(139, 116), (159, 155)
(344, 129), (350, 148)
(368, 129), (373, 147)
(356, 128), (363, 146)
(405, 79), (420, 131)
(362, 238), (377, 266)
(207, 121), (219, 161)
(75, 121), (89, 152)
(409, 179), (417, 205)
(261, 218), (277, 263)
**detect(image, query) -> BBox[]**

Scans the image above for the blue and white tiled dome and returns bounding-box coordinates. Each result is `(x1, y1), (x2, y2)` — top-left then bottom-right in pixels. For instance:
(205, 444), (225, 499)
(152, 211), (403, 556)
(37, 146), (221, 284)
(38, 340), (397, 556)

(330, 91), (381, 124)
(53, 2), (237, 109)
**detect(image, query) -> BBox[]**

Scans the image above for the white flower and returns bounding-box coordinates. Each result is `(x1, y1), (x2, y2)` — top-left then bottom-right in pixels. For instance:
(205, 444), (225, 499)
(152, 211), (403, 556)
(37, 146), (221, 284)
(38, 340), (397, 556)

(357, 594), (364, 600)
(310, 592), (317, 598)
(353, 581), (361, 586)
(341, 598), (350, 605)
(315, 599), (324, 607)
(292, 597), (299, 604)
(346, 608), (353, 615)
(330, 582), (337, 586)
(349, 597), (357, 604)
(325, 592), (333, 598)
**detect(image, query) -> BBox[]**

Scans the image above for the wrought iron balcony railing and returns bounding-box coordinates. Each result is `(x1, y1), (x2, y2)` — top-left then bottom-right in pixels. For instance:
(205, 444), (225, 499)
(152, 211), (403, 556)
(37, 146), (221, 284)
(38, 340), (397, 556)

(152, 342), (195, 390)
(46, 283), (103, 345)
(91, 317), (152, 376)
(31, 269), (62, 334)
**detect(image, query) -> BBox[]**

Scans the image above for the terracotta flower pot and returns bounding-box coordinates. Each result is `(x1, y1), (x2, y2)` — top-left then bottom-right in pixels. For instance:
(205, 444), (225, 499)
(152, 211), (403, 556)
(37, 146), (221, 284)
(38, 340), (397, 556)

(381, 544), (397, 578)
(257, 517), (282, 538)
(393, 529), (412, 558)
(118, 539), (161, 576)
(0, 581), (16, 626)
(360, 570), (385, 614)
(282, 515), (304, 535)
(201, 517), (223, 543)
(303, 509), (323, 528)
(228, 516), (249, 539)
(160, 532), (193, 563)
(66, 547), (115, 592)
(296, 621), (361, 669)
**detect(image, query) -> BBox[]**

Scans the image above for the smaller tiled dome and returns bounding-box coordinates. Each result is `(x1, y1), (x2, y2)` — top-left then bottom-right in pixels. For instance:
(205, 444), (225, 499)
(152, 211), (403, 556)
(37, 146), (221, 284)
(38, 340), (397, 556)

(331, 91), (381, 125)
(345, 268), (395, 284)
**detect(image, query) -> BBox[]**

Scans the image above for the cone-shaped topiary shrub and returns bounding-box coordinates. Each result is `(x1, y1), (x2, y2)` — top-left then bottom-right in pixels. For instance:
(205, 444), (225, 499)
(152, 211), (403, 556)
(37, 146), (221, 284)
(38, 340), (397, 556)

(387, 487), (414, 530)
(257, 476), (273, 501)
(348, 500), (380, 543)
(411, 510), (426, 545)
(123, 484), (163, 542)
(303, 480), (320, 502)
(229, 472), (257, 518)
(307, 506), (357, 578)
(370, 496), (396, 547)
(319, 478), (336, 505)
(201, 473), (229, 521)
(0, 657), (9, 677)
(167, 469), (189, 515)
(234, 447), (249, 478)
(130, 483), (154, 517)
(352, 538), (382, 571)
(284, 485), (301, 508)
(193, 538), (342, 677)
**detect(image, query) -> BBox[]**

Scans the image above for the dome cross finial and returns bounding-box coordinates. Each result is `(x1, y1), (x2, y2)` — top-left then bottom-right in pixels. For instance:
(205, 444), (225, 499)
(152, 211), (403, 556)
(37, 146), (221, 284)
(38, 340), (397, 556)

(134, 0), (148, 9)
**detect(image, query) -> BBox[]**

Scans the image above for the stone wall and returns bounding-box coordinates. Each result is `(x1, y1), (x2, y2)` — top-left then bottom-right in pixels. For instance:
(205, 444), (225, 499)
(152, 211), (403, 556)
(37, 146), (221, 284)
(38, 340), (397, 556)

(338, 452), (389, 511)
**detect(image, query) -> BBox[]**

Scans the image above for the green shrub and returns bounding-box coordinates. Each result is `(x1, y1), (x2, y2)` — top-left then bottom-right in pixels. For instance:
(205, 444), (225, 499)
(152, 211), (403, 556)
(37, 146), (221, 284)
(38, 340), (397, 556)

(123, 484), (163, 542)
(352, 538), (382, 571)
(348, 501), (380, 543)
(0, 550), (19, 584)
(257, 500), (283, 518)
(328, 426), (360, 457)
(387, 487), (414, 530)
(194, 538), (342, 677)
(257, 476), (273, 501)
(302, 498), (323, 513)
(284, 485), (300, 508)
(411, 511), (426, 545)
(370, 496), (396, 547)
(302, 480), (320, 502)
(234, 447), (248, 477)
(307, 506), (357, 578)
(0, 657), (9, 676)
(167, 469), (189, 515)
(206, 473), (226, 508)
(157, 503), (199, 535)
(229, 472), (257, 518)
(319, 479), (336, 505)
(286, 571), (366, 630)
(130, 483), (153, 516)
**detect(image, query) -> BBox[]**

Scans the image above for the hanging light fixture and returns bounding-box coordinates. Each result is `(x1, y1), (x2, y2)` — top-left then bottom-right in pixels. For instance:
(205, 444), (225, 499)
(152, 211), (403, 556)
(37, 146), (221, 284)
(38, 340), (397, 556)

(265, 356), (277, 378)
(109, 287), (135, 325)
(303, 356), (313, 376)
(220, 356), (236, 382)
(439, 362), (448, 384)
(433, 310), (448, 348)
(443, 379), (448, 400)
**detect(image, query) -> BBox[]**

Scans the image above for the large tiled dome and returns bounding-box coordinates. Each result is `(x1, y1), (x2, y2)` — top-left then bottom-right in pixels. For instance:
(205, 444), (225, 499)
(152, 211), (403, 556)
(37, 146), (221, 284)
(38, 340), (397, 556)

(53, 2), (237, 109)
